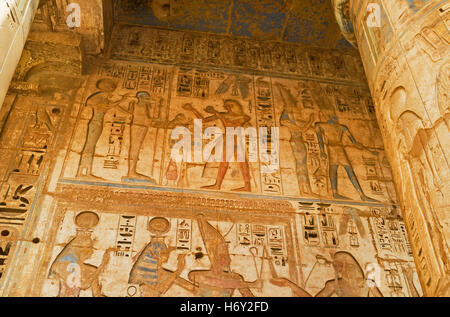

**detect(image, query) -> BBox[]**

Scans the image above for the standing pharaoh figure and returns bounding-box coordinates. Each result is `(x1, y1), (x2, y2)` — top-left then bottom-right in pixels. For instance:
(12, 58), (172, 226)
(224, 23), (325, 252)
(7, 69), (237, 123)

(183, 100), (252, 192)
(123, 91), (162, 183)
(276, 83), (315, 196)
(315, 116), (378, 201)
(77, 78), (132, 180)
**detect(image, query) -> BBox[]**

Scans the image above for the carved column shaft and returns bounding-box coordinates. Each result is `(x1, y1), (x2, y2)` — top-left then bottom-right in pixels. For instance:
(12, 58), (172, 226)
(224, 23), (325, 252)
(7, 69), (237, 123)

(0, 0), (40, 110)
(333, 0), (450, 296)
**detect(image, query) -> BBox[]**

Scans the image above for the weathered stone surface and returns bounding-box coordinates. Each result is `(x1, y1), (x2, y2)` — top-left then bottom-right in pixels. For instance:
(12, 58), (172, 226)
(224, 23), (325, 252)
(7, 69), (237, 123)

(114, 0), (351, 49)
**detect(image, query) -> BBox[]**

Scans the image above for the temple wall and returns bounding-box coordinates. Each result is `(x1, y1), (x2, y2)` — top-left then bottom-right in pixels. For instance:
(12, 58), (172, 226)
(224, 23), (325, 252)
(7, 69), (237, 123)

(0, 23), (422, 297)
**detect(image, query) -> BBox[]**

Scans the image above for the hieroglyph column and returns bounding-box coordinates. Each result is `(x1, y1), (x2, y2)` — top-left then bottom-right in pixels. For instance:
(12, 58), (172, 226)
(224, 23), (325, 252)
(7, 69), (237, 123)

(333, 0), (449, 296)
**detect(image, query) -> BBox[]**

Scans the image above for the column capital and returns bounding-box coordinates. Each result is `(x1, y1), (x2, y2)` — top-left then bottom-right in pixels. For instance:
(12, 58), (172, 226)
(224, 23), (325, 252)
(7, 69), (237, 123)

(331, 0), (357, 48)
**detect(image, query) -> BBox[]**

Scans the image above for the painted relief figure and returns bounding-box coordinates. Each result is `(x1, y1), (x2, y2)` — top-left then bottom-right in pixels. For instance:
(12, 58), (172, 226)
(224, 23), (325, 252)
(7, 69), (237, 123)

(123, 91), (163, 183)
(129, 217), (187, 297)
(272, 252), (383, 297)
(315, 252), (383, 297)
(165, 112), (194, 186)
(77, 78), (132, 180)
(48, 212), (114, 297)
(187, 214), (262, 296)
(184, 100), (252, 192)
(315, 116), (378, 201)
(276, 83), (315, 196)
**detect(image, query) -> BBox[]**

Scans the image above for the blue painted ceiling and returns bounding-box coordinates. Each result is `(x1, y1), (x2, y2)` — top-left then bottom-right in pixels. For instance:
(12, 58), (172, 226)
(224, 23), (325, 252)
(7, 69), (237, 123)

(114, 0), (354, 50)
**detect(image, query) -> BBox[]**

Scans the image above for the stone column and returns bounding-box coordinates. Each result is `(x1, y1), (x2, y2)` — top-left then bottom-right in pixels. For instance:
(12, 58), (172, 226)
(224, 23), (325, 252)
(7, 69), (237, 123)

(0, 0), (39, 110)
(332, 0), (449, 296)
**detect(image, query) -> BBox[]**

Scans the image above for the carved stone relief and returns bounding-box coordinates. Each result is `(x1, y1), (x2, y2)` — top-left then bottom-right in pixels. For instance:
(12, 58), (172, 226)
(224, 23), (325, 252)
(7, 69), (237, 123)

(0, 23), (422, 297)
